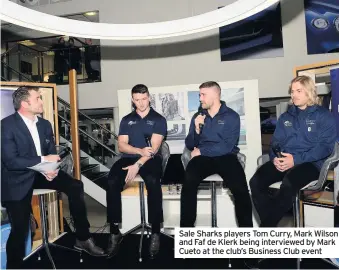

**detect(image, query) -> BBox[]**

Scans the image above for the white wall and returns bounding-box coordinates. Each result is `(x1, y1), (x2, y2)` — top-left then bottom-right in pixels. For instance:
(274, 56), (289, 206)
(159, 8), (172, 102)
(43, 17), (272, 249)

(6, 0), (339, 109)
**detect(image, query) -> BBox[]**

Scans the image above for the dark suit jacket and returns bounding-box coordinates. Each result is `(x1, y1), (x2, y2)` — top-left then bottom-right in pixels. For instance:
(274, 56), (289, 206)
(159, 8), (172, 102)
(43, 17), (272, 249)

(1, 112), (56, 202)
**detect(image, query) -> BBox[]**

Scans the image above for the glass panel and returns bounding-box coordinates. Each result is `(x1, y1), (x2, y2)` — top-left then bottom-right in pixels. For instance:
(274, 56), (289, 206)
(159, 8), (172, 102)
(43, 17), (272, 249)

(17, 44), (41, 82)
(4, 37), (102, 85)
(57, 99), (118, 168)
(59, 117), (116, 167)
(46, 43), (101, 84)
(82, 44), (101, 82)
(1, 62), (32, 82)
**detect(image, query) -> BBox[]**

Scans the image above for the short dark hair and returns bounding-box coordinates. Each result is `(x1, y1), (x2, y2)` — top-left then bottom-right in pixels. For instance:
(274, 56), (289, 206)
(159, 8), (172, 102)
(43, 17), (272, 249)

(131, 84), (149, 95)
(12, 86), (40, 111)
(199, 81), (221, 92)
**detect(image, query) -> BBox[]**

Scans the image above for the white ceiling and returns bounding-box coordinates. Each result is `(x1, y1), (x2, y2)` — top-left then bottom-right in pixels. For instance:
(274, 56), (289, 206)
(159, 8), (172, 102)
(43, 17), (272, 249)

(2, 0), (98, 34)
(1, 0), (280, 40)
(1, 11), (99, 33)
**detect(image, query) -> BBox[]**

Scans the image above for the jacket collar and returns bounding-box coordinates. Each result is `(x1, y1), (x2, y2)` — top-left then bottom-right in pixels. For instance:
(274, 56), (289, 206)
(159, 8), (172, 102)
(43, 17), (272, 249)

(202, 100), (228, 117)
(14, 112), (37, 155)
(131, 107), (154, 118)
(14, 112), (45, 156)
(287, 104), (318, 116)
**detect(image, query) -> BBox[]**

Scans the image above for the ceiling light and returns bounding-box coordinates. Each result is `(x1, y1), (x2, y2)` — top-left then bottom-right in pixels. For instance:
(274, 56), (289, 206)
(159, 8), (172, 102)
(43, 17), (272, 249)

(45, 51), (55, 56)
(84, 12), (96, 16)
(18, 40), (36, 46)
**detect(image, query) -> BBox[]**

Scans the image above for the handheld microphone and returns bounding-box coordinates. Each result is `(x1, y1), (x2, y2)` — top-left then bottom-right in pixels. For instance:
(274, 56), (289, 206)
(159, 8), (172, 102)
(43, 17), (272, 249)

(145, 136), (151, 147)
(272, 144), (283, 158)
(145, 136), (154, 158)
(59, 147), (71, 159)
(198, 105), (205, 131)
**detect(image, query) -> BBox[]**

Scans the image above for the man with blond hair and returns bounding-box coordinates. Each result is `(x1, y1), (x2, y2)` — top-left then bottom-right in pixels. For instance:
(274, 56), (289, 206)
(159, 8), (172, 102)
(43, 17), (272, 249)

(250, 75), (337, 227)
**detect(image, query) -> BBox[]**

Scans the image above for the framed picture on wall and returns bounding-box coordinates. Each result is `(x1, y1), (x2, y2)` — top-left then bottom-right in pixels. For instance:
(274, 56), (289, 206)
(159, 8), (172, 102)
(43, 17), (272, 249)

(304, 0), (339, 55)
(219, 3), (284, 61)
(0, 82), (59, 141)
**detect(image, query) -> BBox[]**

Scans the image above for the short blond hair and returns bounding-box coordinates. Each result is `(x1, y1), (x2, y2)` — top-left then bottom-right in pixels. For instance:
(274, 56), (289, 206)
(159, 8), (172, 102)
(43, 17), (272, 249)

(288, 75), (320, 106)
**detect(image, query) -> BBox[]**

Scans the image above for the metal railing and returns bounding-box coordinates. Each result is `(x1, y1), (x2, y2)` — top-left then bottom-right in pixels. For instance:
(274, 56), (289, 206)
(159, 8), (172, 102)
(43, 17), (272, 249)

(1, 61), (34, 82)
(58, 97), (118, 140)
(59, 115), (117, 166)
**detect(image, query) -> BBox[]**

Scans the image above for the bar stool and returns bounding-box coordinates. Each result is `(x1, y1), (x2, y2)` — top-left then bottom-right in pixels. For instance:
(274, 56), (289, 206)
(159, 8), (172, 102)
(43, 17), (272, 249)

(24, 189), (81, 269)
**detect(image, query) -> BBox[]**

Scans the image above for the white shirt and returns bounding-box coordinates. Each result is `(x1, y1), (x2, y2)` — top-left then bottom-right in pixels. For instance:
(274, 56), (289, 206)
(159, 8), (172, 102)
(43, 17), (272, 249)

(18, 112), (43, 162)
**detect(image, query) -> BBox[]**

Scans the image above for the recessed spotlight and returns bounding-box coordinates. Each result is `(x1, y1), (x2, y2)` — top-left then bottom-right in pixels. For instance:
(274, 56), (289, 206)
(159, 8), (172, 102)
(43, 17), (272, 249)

(18, 40), (36, 46)
(84, 12), (96, 16)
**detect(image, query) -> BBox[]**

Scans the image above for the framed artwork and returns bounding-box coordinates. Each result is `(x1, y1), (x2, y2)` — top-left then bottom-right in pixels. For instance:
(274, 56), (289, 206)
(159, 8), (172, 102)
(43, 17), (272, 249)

(304, 0), (339, 55)
(0, 82), (59, 142)
(219, 3), (283, 61)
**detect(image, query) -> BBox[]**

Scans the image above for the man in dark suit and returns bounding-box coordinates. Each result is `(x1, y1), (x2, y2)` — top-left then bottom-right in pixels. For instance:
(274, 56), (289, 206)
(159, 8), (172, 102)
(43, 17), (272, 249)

(1, 86), (105, 268)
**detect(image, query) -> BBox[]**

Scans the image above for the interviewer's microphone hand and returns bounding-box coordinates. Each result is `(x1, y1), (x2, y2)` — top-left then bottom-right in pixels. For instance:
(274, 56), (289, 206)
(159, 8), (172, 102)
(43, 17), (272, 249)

(43, 155), (60, 162)
(139, 147), (154, 157)
(194, 115), (206, 134)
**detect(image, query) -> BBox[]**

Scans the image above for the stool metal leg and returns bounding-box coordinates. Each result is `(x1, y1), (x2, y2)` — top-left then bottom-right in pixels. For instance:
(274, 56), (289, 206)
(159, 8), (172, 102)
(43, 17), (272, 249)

(24, 194), (81, 268)
(139, 224), (146, 262)
(39, 194), (55, 269)
(254, 153), (339, 270)
(140, 182), (146, 226)
(257, 191), (302, 270)
(123, 182), (151, 237)
(294, 193), (300, 228)
(294, 192), (301, 269)
(25, 194), (56, 269)
(211, 182), (229, 268)
(211, 182), (217, 227)
(123, 181), (174, 262)
(139, 182), (146, 262)
(123, 182), (151, 262)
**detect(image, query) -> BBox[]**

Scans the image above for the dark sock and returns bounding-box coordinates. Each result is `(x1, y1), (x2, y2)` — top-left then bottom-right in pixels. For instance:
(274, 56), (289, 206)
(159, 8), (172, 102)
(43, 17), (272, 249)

(151, 223), (160, 234)
(76, 230), (91, 241)
(110, 223), (120, 235)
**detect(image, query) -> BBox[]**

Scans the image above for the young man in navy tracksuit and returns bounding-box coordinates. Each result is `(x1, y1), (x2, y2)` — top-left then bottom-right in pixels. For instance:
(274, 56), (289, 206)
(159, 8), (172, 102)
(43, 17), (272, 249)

(180, 81), (253, 227)
(250, 76), (337, 227)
